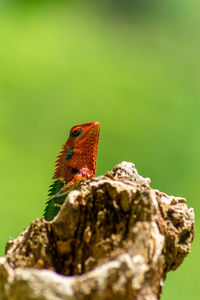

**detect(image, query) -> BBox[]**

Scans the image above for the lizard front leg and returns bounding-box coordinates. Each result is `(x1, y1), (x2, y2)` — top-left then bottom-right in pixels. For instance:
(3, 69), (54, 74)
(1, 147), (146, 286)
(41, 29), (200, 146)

(61, 167), (94, 193)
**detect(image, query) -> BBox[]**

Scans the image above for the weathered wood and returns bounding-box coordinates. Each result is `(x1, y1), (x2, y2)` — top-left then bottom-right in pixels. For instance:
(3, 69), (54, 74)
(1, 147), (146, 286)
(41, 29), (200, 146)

(0, 162), (194, 300)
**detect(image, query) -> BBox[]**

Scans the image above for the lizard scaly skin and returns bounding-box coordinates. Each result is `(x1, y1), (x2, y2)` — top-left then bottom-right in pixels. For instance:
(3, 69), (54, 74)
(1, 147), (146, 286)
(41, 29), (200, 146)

(44, 122), (100, 221)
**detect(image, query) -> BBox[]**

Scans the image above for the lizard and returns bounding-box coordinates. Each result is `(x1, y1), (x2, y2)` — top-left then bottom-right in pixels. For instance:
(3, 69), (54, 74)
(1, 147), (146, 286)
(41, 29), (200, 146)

(44, 122), (100, 221)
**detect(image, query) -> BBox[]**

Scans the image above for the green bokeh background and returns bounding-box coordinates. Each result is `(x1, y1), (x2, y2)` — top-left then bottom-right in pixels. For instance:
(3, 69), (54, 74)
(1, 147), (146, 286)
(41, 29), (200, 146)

(0, 1), (199, 299)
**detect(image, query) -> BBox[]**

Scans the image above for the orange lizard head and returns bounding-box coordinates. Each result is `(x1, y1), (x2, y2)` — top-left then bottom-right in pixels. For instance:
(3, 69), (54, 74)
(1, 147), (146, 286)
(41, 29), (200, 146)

(69, 122), (100, 148)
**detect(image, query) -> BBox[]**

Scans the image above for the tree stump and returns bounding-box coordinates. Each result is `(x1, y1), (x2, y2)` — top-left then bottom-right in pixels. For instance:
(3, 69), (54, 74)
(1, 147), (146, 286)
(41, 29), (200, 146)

(0, 162), (194, 300)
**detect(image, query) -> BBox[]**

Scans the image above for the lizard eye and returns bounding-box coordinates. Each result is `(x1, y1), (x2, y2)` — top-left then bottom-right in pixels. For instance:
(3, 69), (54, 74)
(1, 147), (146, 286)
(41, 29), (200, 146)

(70, 129), (83, 138)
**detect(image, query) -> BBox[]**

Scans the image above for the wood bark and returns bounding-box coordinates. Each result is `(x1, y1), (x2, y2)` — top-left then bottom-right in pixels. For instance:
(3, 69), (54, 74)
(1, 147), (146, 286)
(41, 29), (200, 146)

(0, 162), (194, 300)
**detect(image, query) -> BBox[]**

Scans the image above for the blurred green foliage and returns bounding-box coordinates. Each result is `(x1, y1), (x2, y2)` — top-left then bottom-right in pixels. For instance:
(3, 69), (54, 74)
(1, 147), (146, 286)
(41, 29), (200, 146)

(0, 1), (199, 299)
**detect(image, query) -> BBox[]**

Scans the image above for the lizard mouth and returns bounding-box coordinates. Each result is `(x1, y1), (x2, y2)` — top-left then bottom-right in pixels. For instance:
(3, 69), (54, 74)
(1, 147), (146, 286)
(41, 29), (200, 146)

(90, 124), (100, 141)
(91, 122), (100, 134)
(80, 122), (100, 148)
(81, 122), (100, 138)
